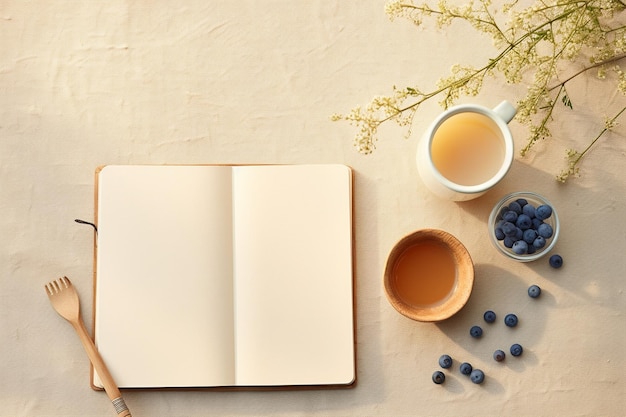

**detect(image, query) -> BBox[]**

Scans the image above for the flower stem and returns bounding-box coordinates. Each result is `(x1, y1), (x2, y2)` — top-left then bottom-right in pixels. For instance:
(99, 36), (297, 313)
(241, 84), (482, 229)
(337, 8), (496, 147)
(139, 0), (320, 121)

(549, 53), (626, 91)
(574, 106), (626, 164)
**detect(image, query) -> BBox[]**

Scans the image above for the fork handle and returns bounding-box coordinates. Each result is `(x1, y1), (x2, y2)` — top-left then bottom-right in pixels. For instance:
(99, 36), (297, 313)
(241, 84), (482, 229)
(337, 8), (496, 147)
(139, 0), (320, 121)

(73, 318), (132, 417)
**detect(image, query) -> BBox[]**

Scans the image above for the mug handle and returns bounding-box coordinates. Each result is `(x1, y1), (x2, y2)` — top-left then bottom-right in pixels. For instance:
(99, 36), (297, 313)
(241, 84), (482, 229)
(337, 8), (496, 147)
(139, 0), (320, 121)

(494, 101), (517, 124)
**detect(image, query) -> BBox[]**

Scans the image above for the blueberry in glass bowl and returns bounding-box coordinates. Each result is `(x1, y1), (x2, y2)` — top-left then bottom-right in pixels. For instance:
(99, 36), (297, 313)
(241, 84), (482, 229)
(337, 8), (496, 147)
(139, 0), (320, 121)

(488, 191), (560, 262)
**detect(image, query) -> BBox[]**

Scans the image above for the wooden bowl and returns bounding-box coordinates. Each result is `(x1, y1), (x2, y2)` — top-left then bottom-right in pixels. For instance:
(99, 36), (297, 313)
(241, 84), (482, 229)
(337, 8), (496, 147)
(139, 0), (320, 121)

(383, 229), (474, 322)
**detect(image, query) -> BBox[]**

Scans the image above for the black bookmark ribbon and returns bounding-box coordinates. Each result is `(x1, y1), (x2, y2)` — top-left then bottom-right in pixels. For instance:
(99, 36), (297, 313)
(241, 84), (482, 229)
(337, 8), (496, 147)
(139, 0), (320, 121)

(74, 219), (98, 234)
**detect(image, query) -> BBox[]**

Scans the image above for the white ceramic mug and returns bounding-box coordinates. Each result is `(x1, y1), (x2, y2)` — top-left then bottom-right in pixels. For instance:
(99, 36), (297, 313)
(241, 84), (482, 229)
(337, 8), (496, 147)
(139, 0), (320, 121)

(416, 101), (517, 201)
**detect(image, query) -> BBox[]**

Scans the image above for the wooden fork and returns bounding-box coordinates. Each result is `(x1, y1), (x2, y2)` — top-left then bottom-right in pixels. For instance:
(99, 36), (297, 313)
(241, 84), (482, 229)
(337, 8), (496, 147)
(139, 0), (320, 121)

(45, 276), (132, 417)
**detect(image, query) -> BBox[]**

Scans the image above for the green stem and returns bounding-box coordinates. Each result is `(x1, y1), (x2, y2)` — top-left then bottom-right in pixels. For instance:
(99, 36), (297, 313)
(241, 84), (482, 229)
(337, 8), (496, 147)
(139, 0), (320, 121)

(380, 3), (585, 125)
(520, 85), (565, 156)
(524, 0), (588, 14)
(570, 106), (626, 166)
(549, 53), (626, 91)
(398, 3), (499, 29)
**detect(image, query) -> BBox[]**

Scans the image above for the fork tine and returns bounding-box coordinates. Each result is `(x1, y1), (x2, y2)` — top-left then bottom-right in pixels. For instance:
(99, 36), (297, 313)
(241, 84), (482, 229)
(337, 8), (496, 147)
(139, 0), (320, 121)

(45, 277), (71, 296)
(61, 276), (71, 288)
(46, 281), (58, 295)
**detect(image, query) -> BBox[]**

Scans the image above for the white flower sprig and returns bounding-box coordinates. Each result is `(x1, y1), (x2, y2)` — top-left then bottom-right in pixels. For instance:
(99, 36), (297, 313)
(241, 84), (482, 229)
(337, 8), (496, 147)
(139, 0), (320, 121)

(333, 0), (626, 182)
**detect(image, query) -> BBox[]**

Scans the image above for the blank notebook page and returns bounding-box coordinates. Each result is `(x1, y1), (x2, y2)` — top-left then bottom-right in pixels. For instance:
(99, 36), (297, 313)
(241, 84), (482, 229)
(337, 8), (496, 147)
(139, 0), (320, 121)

(232, 165), (354, 386)
(95, 165), (236, 388)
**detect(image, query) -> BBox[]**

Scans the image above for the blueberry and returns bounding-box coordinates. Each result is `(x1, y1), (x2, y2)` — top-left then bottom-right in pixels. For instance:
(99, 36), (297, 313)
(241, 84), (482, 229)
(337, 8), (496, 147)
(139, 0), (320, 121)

(504, 313), (518, 327)
(493, 349), (506, 362)
(514, 227), (523, 240)
(523, 229), (537, 244)
(470, 369), (485, 384)
(438, 354), (452, 369)
(503, 210), (518, 223)
(515, 198), (528, 207)
(494, 226), (505, 241)
(516, 214), (532, 230)
(526, 244), (537, 254)
(522, 203), (536, 218)
(503, 236), (516, 248)
(510, 343), (523, 357)
(535, 204), (553, 220)
(508, 201), (522, 214)
(470, 325), (483, 338)
(512, 240), (528, 255)
(528, 284), (541, 298)
(532, 218), (543, 229)
(483, 310), (496, 323)
(537, 223), (553, 238)
(533, 236), (546, 249)
(549, 254), (563, 268)
(501, 221), (518, 237)
(432, 370), (446, 384)
(459, 362), (473, 375)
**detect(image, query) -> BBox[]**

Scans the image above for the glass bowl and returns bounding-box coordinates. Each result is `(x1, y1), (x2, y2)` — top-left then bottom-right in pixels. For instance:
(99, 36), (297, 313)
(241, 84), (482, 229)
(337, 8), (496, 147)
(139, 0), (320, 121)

(488, 191), (560, 262)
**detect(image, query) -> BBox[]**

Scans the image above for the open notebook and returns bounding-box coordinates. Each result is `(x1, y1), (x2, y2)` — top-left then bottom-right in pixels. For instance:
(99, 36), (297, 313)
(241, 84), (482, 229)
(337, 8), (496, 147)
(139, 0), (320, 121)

(92, 164), (355, 389)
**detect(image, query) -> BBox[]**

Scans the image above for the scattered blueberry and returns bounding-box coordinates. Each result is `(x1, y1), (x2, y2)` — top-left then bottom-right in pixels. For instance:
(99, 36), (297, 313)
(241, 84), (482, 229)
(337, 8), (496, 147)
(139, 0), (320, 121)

(459, 362), (473, 375)
(504, 313), (518, 327)
(535, 204), (553, 220)
(470, 325), (483, 338)
(432, 370), (446, 384)
(528, 284), (541, 298)
(483, 310), (496, 323)
(438, 354), (452, 369)
(549, 254), (563, 268)
(510, 343), (523, 357)
(493, 349), (506, 362)
(470, 369), (485, 384)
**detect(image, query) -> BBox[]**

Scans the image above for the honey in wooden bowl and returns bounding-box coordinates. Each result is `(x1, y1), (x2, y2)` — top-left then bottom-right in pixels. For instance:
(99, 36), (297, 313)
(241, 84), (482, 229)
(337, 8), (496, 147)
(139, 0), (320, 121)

(384, 229), (474, 322)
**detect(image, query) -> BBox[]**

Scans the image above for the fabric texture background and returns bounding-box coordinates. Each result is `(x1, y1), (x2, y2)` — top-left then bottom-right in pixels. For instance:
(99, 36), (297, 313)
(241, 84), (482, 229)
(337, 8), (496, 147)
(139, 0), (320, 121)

(1, 1), (624, 416)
